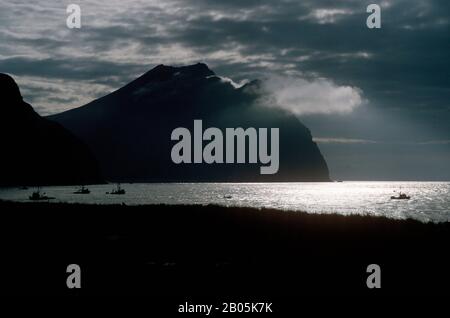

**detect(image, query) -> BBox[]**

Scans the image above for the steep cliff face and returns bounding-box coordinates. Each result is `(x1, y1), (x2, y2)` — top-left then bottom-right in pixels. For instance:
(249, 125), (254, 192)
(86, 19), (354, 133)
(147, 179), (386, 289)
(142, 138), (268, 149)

(49, 64), (330, 182)
(0, 73), (103, 186)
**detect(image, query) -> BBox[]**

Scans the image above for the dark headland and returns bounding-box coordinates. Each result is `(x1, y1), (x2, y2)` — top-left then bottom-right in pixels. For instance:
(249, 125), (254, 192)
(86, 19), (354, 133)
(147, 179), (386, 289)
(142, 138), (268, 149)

(3, 199), (448, 304)
(1, 65), (329, 186)
(49, 63), (330, 182)
(0, 73), (103, 186)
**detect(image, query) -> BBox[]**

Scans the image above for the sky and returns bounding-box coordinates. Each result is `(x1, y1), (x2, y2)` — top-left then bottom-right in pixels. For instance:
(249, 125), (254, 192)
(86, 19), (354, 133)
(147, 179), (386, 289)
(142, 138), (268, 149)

(1, 0), (449, 180)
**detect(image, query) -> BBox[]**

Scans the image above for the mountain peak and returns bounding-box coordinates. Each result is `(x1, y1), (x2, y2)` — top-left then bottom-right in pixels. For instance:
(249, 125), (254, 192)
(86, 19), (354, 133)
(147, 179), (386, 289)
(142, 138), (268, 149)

(178, 62), (215, 76)
(141, 63), (215, 82)
(0, 73), (23, 104)
(118, 63), (216, 95)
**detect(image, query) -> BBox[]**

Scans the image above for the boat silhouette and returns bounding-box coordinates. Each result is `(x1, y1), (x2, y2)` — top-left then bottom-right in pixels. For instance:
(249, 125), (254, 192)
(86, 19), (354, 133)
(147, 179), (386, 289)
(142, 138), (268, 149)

(108, 183), (125, 195)
(74, 185), (90, 194)
(391, 191), (410, 200)
(29, 187), (54, 200)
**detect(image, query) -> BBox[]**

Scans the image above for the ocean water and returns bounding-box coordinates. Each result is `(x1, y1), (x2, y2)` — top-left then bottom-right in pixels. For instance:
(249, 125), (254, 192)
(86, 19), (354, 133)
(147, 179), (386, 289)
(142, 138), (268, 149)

(1, 182), (449, 223)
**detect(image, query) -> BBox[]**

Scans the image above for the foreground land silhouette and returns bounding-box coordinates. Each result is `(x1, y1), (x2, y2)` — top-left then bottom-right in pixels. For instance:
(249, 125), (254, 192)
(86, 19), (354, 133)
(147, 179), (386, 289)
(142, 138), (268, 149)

(0, 201), (450, 308)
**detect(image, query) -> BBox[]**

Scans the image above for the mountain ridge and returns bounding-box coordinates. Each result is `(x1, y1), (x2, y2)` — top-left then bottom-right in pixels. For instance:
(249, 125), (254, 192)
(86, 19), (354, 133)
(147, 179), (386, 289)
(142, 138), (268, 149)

(0, 73), (104, 186)
(48, 63), (330, 182)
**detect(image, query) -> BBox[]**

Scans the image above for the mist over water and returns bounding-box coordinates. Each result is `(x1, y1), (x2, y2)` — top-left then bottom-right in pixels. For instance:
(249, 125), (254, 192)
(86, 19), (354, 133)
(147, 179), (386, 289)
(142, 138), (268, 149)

(1, 182), (449, 223)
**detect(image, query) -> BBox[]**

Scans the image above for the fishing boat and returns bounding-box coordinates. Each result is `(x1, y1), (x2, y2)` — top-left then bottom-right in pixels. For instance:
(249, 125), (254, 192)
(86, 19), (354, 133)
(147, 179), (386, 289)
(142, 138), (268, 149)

(391, 191), (410, 200)
(109, 183), (125, 195)
(74, 185), (90, 194)
(29, 187), (54, 200)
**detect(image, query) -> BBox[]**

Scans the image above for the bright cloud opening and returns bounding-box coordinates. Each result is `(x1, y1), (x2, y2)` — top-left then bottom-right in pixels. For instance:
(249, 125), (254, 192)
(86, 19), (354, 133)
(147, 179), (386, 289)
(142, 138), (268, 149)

(257, 75), (363, 115)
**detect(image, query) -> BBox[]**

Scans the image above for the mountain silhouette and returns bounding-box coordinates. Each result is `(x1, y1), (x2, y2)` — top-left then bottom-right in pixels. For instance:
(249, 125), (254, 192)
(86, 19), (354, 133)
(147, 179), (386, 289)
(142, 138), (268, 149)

(0, 73), (103, 186)
(49, 63), (330, 182)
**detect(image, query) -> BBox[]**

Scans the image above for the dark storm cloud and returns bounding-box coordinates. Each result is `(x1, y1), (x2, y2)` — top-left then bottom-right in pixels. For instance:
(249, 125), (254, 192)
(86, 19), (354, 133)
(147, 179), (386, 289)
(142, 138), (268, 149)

(0, 56), (141, 83)
(1, 1), (448, 110)
(169, 0), (450, 109)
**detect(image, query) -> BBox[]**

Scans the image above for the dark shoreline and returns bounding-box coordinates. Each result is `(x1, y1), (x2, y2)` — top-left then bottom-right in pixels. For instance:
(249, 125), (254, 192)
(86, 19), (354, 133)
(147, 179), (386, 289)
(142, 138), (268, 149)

(3, 200), (449, 310)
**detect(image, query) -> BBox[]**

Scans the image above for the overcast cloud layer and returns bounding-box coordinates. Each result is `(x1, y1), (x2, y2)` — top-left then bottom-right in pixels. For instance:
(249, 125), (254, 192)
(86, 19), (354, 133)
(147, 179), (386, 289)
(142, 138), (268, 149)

(1, 0), (449, 179)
